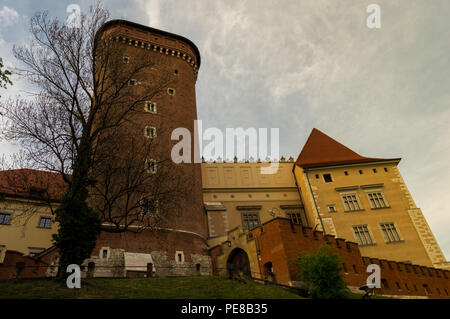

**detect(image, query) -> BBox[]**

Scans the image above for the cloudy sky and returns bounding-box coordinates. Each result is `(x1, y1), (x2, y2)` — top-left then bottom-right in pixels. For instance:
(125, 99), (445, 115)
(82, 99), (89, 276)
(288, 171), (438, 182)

(0, 0), (449, 259)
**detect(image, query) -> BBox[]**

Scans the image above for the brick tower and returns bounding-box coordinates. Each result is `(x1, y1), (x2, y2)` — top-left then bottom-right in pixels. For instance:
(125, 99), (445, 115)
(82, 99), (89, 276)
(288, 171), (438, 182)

(86, 20), (210, 277)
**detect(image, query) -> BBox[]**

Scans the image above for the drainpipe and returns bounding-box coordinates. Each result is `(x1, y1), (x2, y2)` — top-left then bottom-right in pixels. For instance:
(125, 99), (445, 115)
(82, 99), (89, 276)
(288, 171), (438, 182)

(304, 168), (326, 236)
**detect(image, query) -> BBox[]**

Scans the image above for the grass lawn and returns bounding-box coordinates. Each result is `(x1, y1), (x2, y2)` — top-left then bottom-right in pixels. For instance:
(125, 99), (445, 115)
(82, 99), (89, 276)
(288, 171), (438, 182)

(0, 276), (305, 299)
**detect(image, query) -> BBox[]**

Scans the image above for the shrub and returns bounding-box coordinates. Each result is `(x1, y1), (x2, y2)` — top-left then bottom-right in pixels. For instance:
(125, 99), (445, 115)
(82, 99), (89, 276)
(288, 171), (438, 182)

(296, 244), (350, 299)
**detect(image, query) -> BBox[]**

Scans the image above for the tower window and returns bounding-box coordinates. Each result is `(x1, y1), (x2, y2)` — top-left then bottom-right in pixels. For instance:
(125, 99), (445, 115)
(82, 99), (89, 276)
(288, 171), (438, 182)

(328, 205), (336, 213)
(384, 167), (388, 172)
(373, 168), (377, 173)
(140, 197), (158, 216)
(145, 158), (157, 174)
(359, 170), (363, 174)
(323, 174), (332, 183)
(128, 79), (137, 86)
(344, 171), (349, 176)
(102, 249), (108, 259)
(145, 126), (156, 138)
(167, 88), (175, 96)
(174, 69), (178, 75)
(123, 56), (130, 63)
(144, 101), (157, 114)
(175, 251), (184, 264)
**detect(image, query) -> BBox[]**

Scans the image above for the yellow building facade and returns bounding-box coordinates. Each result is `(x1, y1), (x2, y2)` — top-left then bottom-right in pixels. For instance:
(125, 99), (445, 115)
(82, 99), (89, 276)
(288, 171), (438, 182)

(204, 129), (450, 271)
(0, 169), (61, 263)
(202, 159), (308, 248)
(0, 197), (56, 262)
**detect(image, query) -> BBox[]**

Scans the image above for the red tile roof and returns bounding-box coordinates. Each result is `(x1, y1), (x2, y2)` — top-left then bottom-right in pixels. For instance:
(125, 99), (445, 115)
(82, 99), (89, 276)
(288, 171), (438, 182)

(0, 169), (67, 201)
(295, 128), (400, 169)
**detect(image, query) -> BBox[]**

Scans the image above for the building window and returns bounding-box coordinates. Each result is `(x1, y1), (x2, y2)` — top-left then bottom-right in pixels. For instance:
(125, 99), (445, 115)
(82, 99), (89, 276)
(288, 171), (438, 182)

(342, 263), (348, 273)
(145, 126), (156, 138)
(100, 248), (110, 259)
(123, 56), (130, 63)
(423, 284), (431, 295)
(144, 101), (157, 114)
(174, 69), (179, 75)
(315, 174), (319, 179)
(145, 158), (157, 174)
(380, 222), (402, 243)
(341, 193), (362, 211)
(38, 217), (51, 229)
(367, 192), (388, 209)
(175, 251), (184, 264)
(242, 212), (260, 230)
(373, 168), (377, 173)
(327, 205), (336, 213)
(384, 167), (388, 172)
(381, 279), (389, 289)
(396, 282), (402, 291)
(359, 170), (363, 174)
(344, 171), (349, 176)
(352, 225), (374, 246)
(286, 212), (302, 225)
(323, 174), (332, 183)
(0, 213), (11, 225)
(128, 79), (137, 86)
(167, 88), (175, 95)
(140, 197), (158, 216)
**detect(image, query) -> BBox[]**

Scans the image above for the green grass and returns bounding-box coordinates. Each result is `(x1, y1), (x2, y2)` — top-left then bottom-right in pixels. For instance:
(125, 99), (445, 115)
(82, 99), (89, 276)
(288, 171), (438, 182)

(0, 276), (305, 299)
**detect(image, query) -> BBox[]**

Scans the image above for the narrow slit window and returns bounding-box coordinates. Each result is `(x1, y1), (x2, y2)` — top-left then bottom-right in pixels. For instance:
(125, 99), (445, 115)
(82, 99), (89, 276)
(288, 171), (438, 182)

(144, 101), (157, 114)
(145, 158), (157, 174)
(145, 126), (156, 138)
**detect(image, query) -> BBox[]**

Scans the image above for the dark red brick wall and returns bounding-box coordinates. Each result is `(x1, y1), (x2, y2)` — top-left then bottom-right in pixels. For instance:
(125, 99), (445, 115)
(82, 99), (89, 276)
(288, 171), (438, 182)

(0, 249), (58, 280)
(252, 218), (450, 298)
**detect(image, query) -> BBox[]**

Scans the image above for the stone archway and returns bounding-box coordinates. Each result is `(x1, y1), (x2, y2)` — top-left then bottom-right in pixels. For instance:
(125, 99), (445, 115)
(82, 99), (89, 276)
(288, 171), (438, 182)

(227, 248), (251, 278)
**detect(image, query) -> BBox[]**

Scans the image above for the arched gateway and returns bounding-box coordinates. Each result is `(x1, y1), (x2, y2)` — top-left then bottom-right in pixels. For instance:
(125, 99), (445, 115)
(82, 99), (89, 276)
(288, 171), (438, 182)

(227, 248), (251, 278)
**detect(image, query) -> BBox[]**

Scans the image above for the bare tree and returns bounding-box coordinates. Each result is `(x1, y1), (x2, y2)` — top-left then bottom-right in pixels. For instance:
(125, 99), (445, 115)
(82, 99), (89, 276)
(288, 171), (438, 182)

(0, 3), (193, 276)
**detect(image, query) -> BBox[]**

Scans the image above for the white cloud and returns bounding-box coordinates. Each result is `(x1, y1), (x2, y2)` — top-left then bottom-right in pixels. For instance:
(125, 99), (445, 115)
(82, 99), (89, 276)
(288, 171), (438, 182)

(0, 6), (19, 27)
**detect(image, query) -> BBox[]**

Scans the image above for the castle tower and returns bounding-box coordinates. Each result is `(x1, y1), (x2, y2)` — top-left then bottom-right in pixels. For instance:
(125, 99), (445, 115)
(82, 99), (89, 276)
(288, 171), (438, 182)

(88, 20), (210, 277)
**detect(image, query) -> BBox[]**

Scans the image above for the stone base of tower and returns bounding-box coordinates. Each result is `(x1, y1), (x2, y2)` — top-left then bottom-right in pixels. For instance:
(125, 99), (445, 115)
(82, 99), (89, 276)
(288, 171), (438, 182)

(78, 228), (212, 278)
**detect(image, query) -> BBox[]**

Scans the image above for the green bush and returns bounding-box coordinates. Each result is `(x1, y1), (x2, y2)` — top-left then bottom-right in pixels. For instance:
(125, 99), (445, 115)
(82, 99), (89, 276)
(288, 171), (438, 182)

(296, 244), (350, 299)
